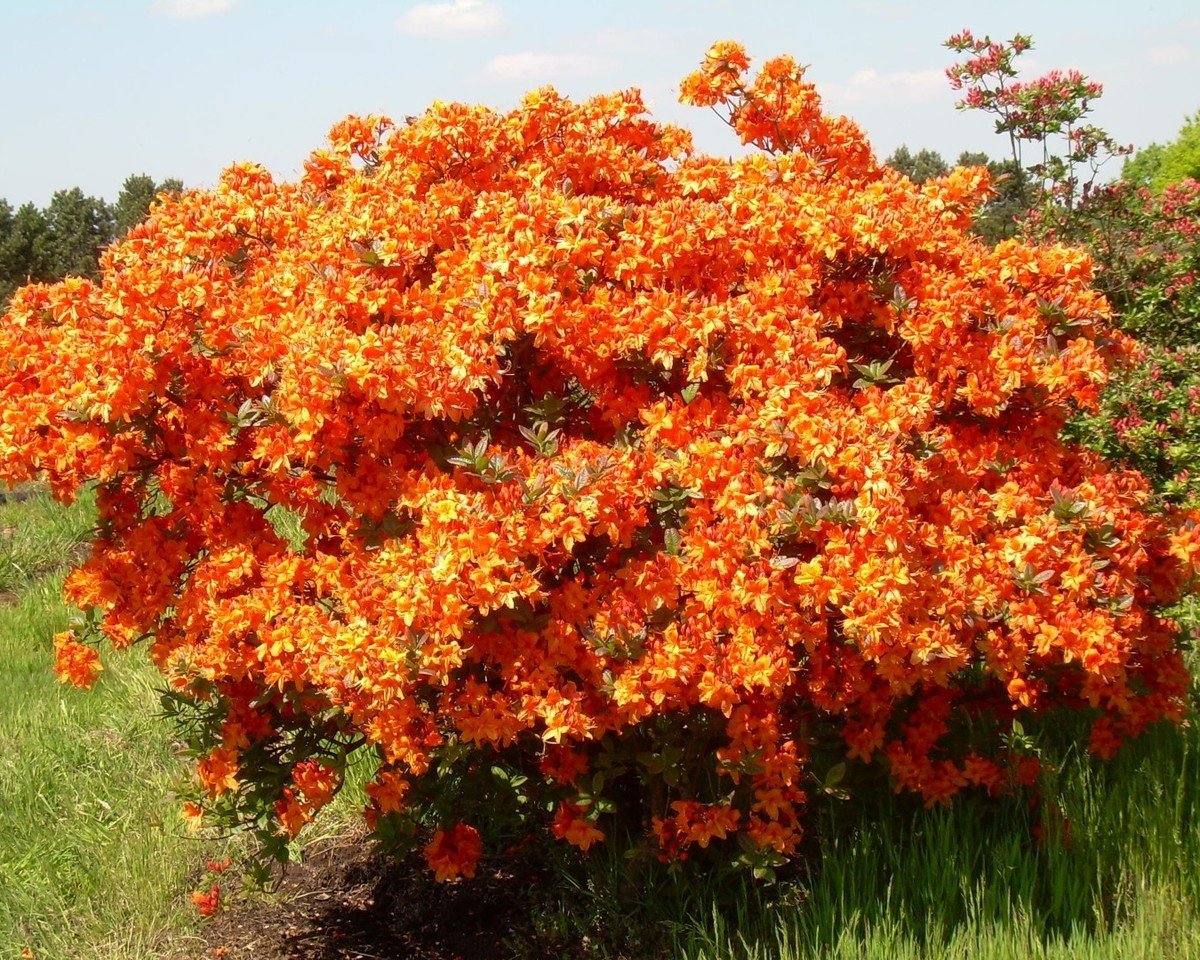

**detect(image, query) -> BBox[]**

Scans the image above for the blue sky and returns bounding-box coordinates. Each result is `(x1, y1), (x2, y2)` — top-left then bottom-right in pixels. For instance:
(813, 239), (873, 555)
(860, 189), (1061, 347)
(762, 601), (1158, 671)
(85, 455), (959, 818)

(2, 0), (1197, 206)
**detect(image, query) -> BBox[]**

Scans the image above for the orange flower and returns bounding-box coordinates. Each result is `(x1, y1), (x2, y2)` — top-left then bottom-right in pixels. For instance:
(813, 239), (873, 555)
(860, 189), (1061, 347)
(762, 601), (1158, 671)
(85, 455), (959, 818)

(196, 747), (240, 798)
(275, 788), (311, 838)
(180, 801), (206, 832)
(364, 769), (410, 815)
(551, 802), (605, 851)
(292, 759), (340, 810)
(190, 882), (222, 917)
(538, 747), (591, 786)
(423, 823), (482, 882)
(52, 632), (102, 689)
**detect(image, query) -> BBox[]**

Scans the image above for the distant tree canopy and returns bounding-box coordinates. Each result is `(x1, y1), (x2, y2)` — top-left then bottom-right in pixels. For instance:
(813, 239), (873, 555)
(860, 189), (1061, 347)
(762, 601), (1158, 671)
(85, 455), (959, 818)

(1124, 111), (1200, 189)
(43, 188), (115, 281)
(0, 202), (54, 305)
(0, 173), (181, 305)
(883, 145), (949, 184)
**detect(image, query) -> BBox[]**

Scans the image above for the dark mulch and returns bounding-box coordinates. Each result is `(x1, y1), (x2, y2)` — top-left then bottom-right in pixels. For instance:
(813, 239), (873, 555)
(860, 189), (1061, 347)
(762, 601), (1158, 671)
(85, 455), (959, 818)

(194, 832), (565, 960)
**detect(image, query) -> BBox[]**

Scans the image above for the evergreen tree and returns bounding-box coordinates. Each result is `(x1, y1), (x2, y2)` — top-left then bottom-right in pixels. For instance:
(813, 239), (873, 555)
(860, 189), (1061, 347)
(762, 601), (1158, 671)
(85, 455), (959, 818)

(884, 145), (949, 184)
(43, 188), (114, 280)
(0, 202), (54, 304)
(956, 151), (1027, 245)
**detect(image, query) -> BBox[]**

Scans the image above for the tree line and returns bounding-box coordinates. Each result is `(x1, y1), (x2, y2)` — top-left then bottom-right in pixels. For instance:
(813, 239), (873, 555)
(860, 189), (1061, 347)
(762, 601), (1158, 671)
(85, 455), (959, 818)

(0, 174), (180, 305)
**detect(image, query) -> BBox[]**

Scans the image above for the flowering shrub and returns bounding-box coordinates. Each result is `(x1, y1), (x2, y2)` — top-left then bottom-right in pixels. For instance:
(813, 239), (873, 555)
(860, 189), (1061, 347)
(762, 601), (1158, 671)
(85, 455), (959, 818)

(2, 42), (1196, 880)
(1041, 178), (1200, 348)
(1069, 346), (1200, 506)
(1046, 179), (1200, 521)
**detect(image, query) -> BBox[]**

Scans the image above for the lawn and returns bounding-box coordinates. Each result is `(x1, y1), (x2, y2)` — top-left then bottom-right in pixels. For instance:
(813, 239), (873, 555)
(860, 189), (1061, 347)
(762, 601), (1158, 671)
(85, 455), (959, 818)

(0, 487), (217, 960)
(1, 487), (1198, 959)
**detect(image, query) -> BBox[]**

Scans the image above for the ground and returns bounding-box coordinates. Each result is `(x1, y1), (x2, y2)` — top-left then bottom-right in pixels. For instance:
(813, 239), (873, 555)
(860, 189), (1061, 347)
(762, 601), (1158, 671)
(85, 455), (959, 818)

(197, 831), (554, 960)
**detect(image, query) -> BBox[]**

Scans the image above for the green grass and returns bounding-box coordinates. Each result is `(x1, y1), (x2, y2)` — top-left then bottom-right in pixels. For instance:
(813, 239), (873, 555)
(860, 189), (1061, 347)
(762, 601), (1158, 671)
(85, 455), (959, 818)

(0, 486), (369, 960)
(0, 486), (95, 596)
(0, 487), (220, 960)
(536, 698), (1200, 959)
(1, 487), (1199, 959)
(0, 577), (205, 960)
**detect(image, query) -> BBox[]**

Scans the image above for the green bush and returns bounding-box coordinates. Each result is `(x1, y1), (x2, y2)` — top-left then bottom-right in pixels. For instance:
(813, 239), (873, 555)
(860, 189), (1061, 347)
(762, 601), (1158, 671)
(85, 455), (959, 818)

(1069, 346), (1200, 506)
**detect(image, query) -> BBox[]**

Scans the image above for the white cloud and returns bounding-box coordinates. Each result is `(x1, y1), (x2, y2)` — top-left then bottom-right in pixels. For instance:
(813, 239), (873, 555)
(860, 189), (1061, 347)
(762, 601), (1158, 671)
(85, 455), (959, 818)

(1148, 43), (1189, 65)
(826, 68), (945, 105)
(151, 0), (236, 17)
(396, 0), (504, 37)
(485, 51), (616, 82)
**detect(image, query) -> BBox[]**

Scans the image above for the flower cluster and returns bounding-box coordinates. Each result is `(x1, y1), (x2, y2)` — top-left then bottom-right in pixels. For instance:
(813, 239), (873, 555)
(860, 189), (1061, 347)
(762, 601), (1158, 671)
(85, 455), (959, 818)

(52, 631), (103, 689)
(423, 823), (483, 881)
(4, 42), (1194, 878)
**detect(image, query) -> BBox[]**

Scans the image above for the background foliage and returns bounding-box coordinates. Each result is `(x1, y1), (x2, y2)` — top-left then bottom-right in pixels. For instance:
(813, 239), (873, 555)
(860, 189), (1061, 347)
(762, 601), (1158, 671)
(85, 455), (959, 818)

(1125, 112), (1200, 191)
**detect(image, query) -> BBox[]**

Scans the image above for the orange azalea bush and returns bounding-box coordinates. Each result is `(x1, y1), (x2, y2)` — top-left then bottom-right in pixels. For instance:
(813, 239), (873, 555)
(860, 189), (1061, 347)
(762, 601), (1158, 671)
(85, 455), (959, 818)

(2, 42), (1197, 879)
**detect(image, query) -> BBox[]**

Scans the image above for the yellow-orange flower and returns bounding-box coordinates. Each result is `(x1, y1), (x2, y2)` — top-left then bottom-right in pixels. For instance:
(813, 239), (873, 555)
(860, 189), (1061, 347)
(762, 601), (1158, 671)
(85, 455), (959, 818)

(52, 632), (102, 689)
(551, 802), (606, 851)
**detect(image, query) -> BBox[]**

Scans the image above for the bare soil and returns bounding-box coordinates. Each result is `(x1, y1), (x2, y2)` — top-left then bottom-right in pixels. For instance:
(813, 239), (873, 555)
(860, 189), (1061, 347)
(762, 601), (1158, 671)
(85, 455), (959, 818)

(194, 831), (565, 960)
